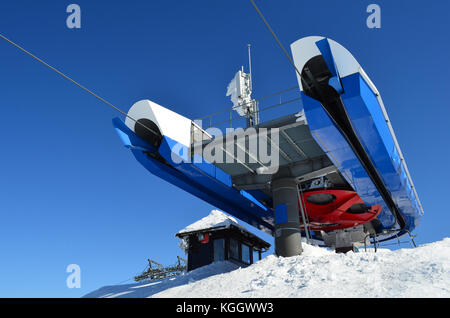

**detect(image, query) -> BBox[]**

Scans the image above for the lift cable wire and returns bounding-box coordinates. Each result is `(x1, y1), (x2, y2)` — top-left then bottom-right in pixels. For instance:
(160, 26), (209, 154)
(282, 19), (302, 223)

(248, 0), (417, 246)
(0, 33), (160, 137)
(248, 0), (303, 79)
(249, 0), (316, 241)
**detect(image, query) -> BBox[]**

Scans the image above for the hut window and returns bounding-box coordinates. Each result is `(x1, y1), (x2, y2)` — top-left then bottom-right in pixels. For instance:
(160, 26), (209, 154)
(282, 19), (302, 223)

(229, 238), (239, 260)
(242, 244), (250, 264)
(213, 239), (225, 261)
(253, 249), (260, 262)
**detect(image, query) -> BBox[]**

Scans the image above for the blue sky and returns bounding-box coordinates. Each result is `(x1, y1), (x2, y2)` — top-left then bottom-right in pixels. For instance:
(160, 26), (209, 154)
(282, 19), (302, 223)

(0, 0), (448, 298)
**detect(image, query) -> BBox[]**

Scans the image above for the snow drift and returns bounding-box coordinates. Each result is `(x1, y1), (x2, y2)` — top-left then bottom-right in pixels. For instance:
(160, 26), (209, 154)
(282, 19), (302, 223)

(84, 238), (450, 298)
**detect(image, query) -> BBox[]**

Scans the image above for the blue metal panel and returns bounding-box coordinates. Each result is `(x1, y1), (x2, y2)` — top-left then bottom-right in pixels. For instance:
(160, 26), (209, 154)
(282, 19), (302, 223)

(112, 118), (157, 153)
(240, 190), (268, 211)
(315, 38), (343, 93)
(246, 189), (272, 207)
(215, 167), (232, 187)
(300, 92), (395, 230)
(300, 69), (421, 239)
(193, 158), (216, 179)
(159, 137), (189, 164)
(112, 118), (275, 235)
(340, 73), (421, 232)
(274, 204), (288, 224)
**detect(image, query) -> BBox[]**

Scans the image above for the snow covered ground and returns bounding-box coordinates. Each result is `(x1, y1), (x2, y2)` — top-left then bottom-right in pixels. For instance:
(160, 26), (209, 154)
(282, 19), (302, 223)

(84, 238), (450, 298)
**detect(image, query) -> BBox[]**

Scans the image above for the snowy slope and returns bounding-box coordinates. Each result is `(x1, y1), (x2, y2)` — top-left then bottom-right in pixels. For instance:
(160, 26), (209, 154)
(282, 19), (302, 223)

(84, 238), (450, 298)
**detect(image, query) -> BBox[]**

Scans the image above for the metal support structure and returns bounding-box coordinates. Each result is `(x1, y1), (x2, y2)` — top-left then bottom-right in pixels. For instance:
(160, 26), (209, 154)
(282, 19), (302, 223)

(280, 130), (307, 159)
(266, 133), (292, 163)
(364, 234), (369, 252)
(134, 257), (186, 282)
(272, 177), (303, 257)
(296, 186), (311, 244)
(405, 229), (417, 248)
(248, 44), (253, 92)
(246, 44), (259, 128)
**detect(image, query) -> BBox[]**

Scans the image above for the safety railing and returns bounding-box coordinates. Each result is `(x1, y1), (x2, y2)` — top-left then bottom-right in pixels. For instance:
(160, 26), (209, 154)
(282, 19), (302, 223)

(194, 86), (302, 133)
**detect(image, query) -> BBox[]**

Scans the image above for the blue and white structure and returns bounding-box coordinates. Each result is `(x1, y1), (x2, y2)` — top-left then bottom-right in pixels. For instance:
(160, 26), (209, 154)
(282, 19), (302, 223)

(291, 36), (423, 239)
(113, 36), (423, 256)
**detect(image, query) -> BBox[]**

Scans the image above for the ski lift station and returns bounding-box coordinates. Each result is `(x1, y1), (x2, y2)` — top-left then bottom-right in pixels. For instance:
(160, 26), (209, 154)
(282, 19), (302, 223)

(113, 36), (424, 256)
(176, 210), (270, 271)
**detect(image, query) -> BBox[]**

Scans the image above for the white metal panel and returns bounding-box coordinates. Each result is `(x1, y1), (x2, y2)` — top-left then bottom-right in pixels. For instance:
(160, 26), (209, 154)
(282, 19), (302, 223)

(290, 36), (362, 91)
(125, 99), (192, 147)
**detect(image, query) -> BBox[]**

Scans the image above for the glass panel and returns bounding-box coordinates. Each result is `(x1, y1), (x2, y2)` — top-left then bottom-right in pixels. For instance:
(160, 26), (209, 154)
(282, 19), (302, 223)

(229, 239), (239, 260)
(253, 250), (259, 263)
(213, 239), (225, 262)
(242, 244), (250, 264)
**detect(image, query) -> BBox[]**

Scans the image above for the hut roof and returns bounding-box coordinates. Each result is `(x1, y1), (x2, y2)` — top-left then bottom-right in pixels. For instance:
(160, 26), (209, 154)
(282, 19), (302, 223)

(177, 210), (245, 235)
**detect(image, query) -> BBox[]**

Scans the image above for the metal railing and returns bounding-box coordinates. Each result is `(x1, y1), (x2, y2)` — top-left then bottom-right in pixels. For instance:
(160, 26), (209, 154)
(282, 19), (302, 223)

(194, 86), (302, 132)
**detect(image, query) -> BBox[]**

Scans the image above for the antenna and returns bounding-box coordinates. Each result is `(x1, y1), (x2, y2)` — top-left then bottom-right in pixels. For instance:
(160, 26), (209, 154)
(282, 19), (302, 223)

(246, 43), (259, 126)
(248, 44), (253, 92)
(226, 44), (259, 128)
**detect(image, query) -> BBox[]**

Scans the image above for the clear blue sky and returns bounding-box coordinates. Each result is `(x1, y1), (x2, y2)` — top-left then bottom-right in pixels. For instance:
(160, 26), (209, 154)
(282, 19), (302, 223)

(0, 0), (448, 298)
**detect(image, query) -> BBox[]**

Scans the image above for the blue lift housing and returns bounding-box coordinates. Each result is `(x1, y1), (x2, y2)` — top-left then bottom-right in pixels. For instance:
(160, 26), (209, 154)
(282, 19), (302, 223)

(113, 36), (423, 245)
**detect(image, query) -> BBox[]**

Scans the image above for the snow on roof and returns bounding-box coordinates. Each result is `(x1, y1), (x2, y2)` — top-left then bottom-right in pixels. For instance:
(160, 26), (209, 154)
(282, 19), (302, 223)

(177, 210), (245, 235)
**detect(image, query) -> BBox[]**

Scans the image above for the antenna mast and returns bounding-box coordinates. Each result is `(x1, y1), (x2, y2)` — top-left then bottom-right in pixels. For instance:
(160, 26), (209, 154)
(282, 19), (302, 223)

(226, 44), (259, 128)
(248, 44), (253, 92)
(247, 43), (259, 127)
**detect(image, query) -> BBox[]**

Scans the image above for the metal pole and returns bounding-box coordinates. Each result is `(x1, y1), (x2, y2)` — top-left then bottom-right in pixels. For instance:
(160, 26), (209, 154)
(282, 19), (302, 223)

(248, 44), (252, 92)
(405, 230), (417, 248)
(364, 234), (371, 252)
(272, 177), (303, 257)
(296, 186), (311, 244)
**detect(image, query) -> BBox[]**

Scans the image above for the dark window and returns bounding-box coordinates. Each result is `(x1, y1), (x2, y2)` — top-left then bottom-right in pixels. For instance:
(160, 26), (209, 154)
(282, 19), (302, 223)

(242, 244), (250, 264)
(213, 239), (225, 261)
(229, 239), (239, 260)
(253, 249), (259, 263)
